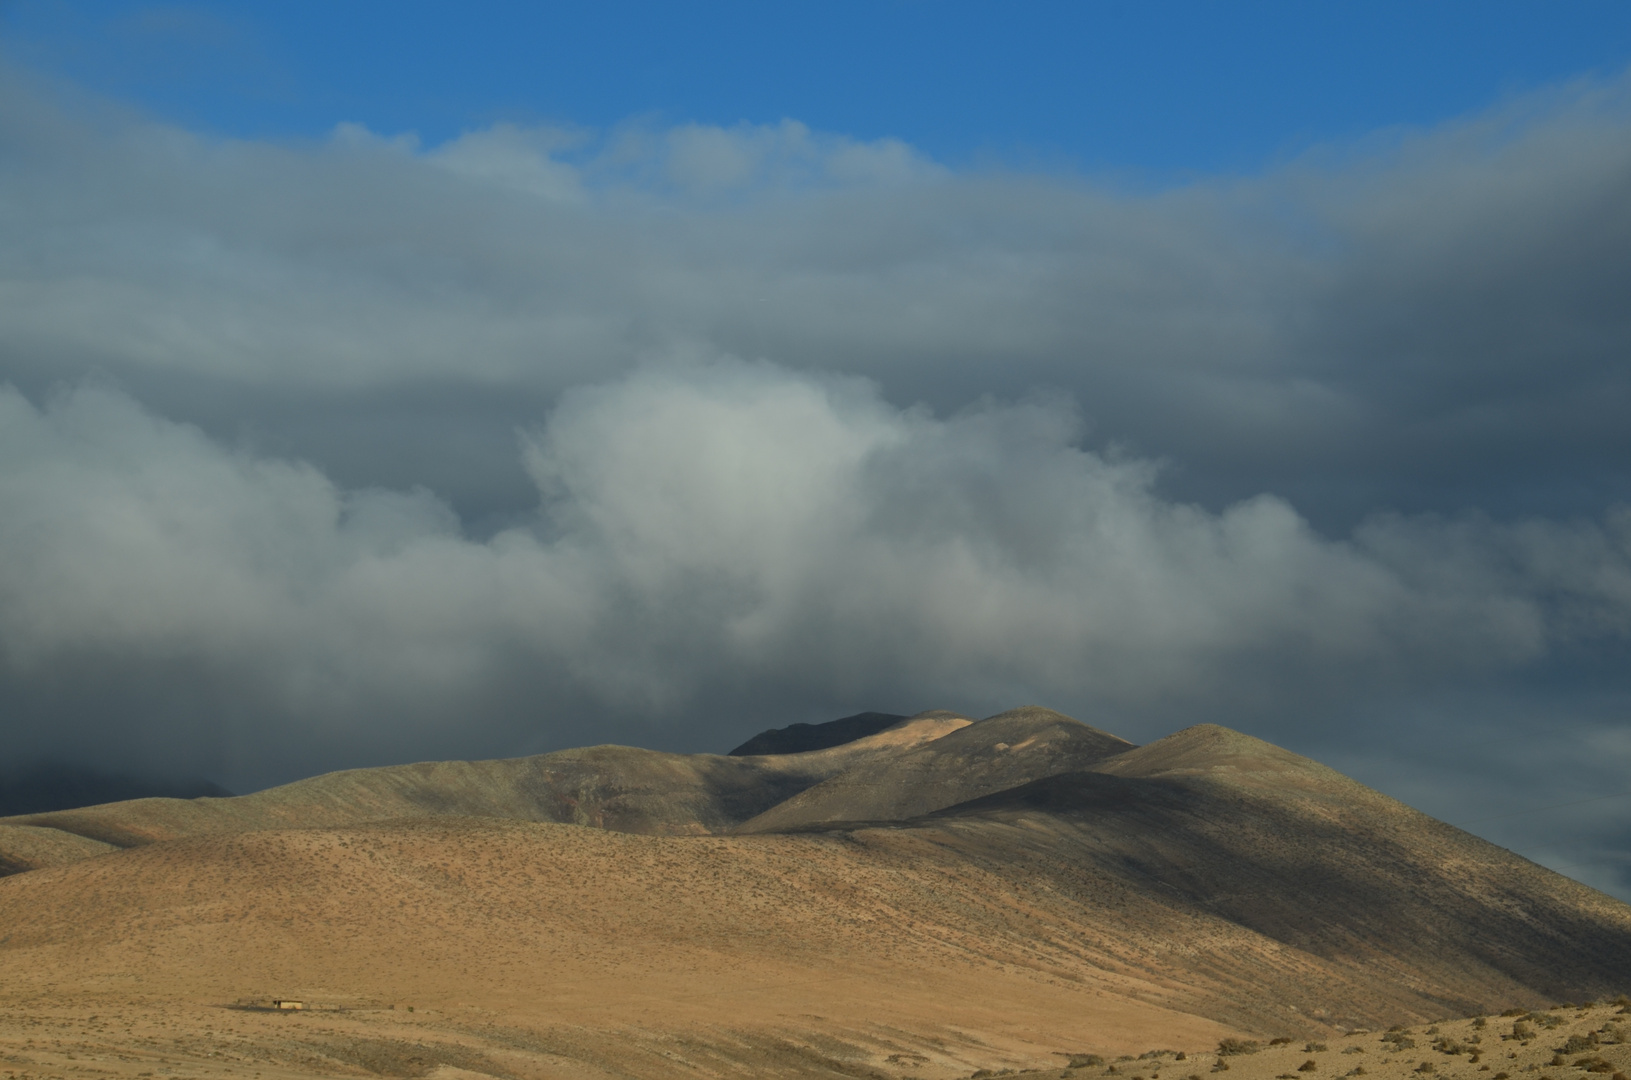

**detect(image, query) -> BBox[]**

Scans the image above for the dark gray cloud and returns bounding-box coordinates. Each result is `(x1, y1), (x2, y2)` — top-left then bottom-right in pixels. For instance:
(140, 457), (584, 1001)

(3, 63), (1631, 896)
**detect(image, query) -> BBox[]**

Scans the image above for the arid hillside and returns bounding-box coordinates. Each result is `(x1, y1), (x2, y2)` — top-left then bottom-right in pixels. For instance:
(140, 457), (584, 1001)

(0, 710), (974, 861)
(1, 709), (1628, 1080)
(734, 705), (1135, 832)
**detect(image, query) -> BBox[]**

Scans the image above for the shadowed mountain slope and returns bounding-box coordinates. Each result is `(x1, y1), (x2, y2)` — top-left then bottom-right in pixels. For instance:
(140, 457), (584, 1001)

(901, 724), (1631, 1025)
(727, 711), (909, 755)
(0, 711), (971, 866)
(0, 824), (117, 876)
(732, 705), (1135, 833)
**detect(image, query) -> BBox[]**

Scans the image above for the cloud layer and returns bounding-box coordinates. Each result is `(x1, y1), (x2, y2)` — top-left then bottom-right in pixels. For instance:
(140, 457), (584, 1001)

(3, 366), (1628, 791)
(3, 61), (1631, 893)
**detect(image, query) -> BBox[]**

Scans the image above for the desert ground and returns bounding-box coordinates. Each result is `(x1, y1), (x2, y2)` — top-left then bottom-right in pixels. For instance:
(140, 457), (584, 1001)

(2, 711), (1628, 1079)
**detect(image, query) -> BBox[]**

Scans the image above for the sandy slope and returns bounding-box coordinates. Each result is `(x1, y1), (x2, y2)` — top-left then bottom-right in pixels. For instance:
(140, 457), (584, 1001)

(0, 712), (974, 857)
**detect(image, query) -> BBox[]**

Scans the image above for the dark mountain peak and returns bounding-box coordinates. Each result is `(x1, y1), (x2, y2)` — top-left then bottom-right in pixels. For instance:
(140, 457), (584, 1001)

(727, 711), (908, 756)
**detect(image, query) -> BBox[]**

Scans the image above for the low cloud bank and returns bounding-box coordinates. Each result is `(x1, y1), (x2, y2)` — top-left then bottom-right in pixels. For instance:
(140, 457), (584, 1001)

(3, 365), (1627, 791)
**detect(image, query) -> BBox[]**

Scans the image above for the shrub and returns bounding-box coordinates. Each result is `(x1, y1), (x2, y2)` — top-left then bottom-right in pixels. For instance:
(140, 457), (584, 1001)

(1210, 1062), (1228, 1073)
(1559, 1034), (1598, 1054)
(1475, 1018), (1488, 1029)
(1271, 1039), (1293, 1047)
(1509, 1023), (1534, 1041)
(1416, 1063), (1437, 1074)
(1305, 1044), (1328, 1054)
(1382, 1034), (1419, 1050)
(1298, 1061), (1318, 1072)
(1575, 1058), (1613, 1074)
(1549, 1054), (1565, 1067)
(1068, 1055), (1106, 1068)
(1217, 1040), (1261, 1057)
(1342, 1047), (1365, 1055)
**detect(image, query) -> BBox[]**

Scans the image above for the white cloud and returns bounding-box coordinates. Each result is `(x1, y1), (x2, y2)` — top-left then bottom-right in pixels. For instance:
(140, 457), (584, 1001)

(429, 123), (584, 201)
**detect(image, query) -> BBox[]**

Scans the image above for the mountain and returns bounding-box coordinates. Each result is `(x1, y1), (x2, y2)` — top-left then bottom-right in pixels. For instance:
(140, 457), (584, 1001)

(1, 709), (1629, 1080)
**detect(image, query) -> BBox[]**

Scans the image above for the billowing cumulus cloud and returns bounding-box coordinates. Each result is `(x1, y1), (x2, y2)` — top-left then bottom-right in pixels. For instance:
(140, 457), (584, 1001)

(3, 60), (1631, 894)
(2, 366), (1628, 795)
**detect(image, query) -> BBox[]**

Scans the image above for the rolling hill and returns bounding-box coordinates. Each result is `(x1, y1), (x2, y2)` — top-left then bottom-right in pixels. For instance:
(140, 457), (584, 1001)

(1, 707), (1628, 1080)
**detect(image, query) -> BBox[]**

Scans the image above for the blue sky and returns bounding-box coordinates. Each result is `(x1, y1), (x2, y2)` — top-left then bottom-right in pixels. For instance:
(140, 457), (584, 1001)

(8, 1), (1631, 175)
(3, 2), (1631, 900)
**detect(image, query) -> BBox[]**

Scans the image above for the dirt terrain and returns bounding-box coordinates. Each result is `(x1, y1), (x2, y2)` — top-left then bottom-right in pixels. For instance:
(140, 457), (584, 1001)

(1, 711), (1628, 1079)
(0, 712), (976, 857)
